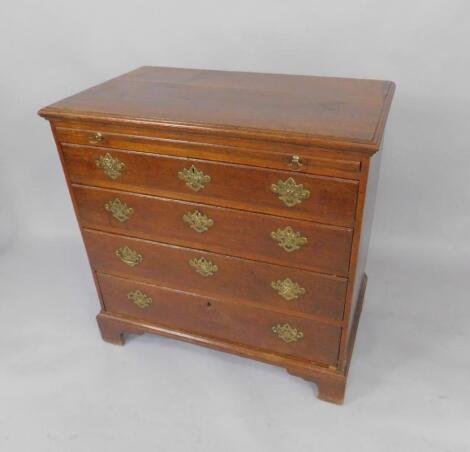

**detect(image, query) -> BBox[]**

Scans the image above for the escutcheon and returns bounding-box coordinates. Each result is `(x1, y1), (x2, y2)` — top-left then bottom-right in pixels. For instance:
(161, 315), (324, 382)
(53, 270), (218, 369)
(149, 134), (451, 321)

(182, 210), (214, 233)
(272, 323), (304, 343)
(105, 198), (134, 222)
(96, 153), (126, 180)
(128, 289), (153, 308)
(271, 226), (308, 252)
(271, 177), (310, 207)
(271, 278), (306, 301)
(189, 256), (218, 277)
(178, 165), (211, 191)
(115, 246), (143, 267)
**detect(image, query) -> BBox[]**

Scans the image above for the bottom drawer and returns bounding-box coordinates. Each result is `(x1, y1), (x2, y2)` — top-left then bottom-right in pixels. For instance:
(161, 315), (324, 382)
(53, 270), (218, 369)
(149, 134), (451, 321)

(98, 273), (341, 367)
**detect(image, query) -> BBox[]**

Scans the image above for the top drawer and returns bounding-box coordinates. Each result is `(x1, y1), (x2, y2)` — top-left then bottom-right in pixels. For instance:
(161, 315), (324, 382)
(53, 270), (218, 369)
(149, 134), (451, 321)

(62, 144), (358, 227)
(54, 125), (363, 179)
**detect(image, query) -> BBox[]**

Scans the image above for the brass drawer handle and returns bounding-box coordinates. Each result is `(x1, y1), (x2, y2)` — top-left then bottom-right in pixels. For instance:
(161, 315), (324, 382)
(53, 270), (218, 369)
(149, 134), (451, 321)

(271, 278), (306, 301)
(289, 154), (302, 169)
(189, 256), (218, 277)
(115, 246), (143, 267)
(96, 153), (126, 180)
(178, 165), (211, 191)
(272, 323), (304, 343)
(271, 226), (307, 252)
(128, 289), (152, 308)
(105, 198), (134, 222)
(89, 132), (104, 144)
(183, 210), (214, 233)
(271, 177), (310, 207)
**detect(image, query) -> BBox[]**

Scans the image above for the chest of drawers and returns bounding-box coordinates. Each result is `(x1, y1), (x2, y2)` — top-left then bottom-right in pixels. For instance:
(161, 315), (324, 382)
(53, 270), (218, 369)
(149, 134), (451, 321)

(39, 66), (394, 404)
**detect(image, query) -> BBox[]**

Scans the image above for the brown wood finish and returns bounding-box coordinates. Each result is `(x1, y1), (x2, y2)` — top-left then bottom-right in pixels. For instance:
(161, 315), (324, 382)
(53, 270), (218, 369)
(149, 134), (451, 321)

(83, 229), (347, 322)
(97, 273), (342, 366)
(62, 144), (359, 227)
(54, 126), (363, 179)
(95, 274), (368, 405)
(75, 186), (353, 276)
(40, 66), (394, 404)
(39, 66), (394, 153)
(338, 152), (382, 370)
(52, 118), (369, 181)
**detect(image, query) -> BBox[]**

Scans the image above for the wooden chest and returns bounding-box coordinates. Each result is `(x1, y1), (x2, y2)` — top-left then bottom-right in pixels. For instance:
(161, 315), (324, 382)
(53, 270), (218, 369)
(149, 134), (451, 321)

(39, 66), (394, 404)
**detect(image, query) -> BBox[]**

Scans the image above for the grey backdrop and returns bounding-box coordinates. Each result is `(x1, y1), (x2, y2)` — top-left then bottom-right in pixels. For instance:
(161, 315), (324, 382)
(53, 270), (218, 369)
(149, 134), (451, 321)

(1, 1), (469, 451)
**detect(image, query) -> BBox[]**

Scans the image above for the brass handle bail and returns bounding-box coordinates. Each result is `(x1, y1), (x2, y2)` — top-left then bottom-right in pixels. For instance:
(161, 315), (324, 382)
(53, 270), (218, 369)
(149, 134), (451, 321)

(96, 153), (126, 180)
(290, 155), (302, 168)
(178, 165), (211, 191)
(128, 290), (153, 308)
(189, 257), (218, 277)
(272, 323), (304, 343)
(271, 177), (310, 207)
(89, 132), (104, 144)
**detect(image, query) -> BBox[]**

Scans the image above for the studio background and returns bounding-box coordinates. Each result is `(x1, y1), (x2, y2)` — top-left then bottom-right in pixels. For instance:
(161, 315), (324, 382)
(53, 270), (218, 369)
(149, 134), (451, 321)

(1, 1), (468, 451)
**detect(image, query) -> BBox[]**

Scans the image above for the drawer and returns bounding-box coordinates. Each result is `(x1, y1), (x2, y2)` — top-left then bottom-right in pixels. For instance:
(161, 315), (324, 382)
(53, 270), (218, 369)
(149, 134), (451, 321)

(55, 125), (363, 179)
(98, 272), (342, 366)
(62, 144), (358, 227)
(85, 229), (348, 321)
(75, 186), (352, 276)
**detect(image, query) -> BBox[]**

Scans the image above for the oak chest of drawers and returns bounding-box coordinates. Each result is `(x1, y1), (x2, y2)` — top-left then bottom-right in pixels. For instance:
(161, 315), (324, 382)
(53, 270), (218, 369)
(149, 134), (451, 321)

(39, 66), (395, 404)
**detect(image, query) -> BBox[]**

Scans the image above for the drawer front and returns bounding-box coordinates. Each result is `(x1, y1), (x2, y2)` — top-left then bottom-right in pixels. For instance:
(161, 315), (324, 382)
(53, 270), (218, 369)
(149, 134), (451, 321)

(75, 186), (352, 276)
(62, 144), (358, 227)
(55, 126), (363, 179)
(85, 229), (347, 321)
(98, 273), (342, 366)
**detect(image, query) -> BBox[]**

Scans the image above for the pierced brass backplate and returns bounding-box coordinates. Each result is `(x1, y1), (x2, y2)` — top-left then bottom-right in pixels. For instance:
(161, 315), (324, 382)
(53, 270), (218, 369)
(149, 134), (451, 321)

(96, 153), (126, 180)
(128, 289), (152, 308)
(189, 256), (218, 277)
(178, 165), (211, 191)
(183, 210), (214, 233)
(105, 198), (134, 222)
(272, 323), (304, 343)
(115, 246), (143, 267)
(271, 177), (310, 207)
(271, 278), (306, 301)
(271, 226), (308, 252)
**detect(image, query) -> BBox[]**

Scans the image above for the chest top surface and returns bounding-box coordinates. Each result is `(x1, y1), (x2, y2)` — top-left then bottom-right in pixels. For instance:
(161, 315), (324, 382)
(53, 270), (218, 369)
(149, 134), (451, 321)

(39, 66), (394, 153)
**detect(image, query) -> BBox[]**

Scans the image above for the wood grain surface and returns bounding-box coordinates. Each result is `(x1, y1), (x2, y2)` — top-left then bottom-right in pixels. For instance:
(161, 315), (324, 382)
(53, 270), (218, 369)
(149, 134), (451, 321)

(39, 66), (395, 152)
(84, 229), (348, 322)
(63, 144), (359, 227)
(75, 185), (353, 276)
(97, 272), (342, 366)
(39, 66), (395, 403)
